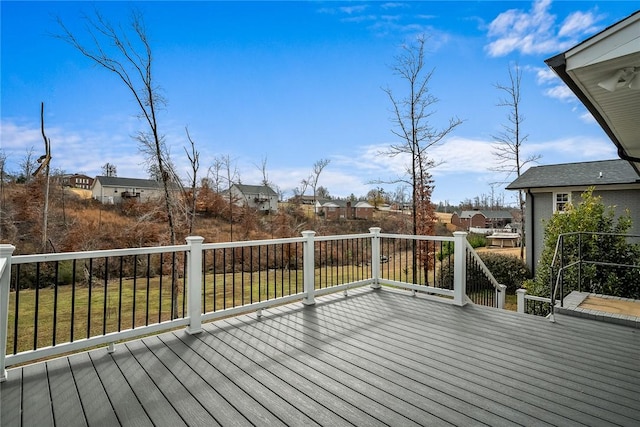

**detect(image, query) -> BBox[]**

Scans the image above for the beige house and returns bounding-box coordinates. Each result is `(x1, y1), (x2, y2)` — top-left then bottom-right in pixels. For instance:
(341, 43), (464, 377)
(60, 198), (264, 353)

(91, 176), (167, 204)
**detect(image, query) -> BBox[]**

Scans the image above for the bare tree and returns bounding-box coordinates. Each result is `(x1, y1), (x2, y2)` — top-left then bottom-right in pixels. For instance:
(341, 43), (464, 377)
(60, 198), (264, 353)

(491, 63), (540, 258)
(101, 162), (117, 177)
(255, 155), (271, 187)
(183, 127), (200, 235)
(56, 9), (177, 246)
(19, 146), (37, 183)
(0, 149), (7, 209)
(381, 35), (462, 237)
(306, 158), (330, 216)
(207, 157), (226, 193)
(381, 34), (462, 283)
(218, 154), (239, 240)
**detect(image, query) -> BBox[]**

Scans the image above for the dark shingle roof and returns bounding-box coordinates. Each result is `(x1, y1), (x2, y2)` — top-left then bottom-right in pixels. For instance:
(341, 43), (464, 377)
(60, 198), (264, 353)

(94, 176), (164, 189)
(233, 184), (278, 196)
(506, 160), (640, 190)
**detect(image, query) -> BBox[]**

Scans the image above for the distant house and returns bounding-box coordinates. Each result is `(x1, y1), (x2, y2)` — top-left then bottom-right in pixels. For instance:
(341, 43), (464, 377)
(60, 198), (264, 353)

(321, 200), (374, 220)
(229, 184), (278, 212)
(91, 176), (168, 204)
(451, 210), (513, 231)
(59, 174), (94, 190)
(507, 159), (640, 274)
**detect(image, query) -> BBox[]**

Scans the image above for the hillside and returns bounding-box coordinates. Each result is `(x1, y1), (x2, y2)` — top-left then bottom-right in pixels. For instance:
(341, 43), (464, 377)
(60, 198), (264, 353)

(0, 181), (451, 255)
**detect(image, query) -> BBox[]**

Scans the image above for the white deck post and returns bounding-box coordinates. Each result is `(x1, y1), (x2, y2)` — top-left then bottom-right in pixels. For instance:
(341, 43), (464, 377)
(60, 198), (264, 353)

(302, 230), (316, 306)
(369, 227), (381, 289)
(516, 288), (527, 314)
(186, 236), (205, 335)
(0, 244), (16, 382)
(453, 232), (467, 307)
(497, 284), (507, 309)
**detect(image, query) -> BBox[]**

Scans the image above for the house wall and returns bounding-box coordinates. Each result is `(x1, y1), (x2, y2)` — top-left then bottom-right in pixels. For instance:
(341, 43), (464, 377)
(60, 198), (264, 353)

(92, 182), (163, 204)
(526, 188), (640, 274)
(354, 207), (373, 220)
(229, 186), (277, 212)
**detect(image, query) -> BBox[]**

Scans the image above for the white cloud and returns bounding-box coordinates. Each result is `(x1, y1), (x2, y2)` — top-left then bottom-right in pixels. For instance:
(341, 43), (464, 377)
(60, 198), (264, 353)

(485, 0), (604, 57)
(528, 136), (616, 159)
(0, 118), (146, 177)
(558, 10), (601, 38)
(544, 85), (576, 101)
(579, 111), (596, 124)
(531, 66), (557, 84)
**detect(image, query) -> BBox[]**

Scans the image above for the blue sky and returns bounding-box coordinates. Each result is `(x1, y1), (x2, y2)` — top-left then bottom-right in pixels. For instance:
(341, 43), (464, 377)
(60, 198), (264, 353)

(1, 1), (638, 205)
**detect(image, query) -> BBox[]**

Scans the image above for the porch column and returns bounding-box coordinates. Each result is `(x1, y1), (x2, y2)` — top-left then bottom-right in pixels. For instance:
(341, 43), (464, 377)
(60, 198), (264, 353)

(0, 244), (16, 382)
(453, 232), (467, 306)
(302, 230), (316, 306)
(185, 236), (204, 335)
(369, 227), (381, 289)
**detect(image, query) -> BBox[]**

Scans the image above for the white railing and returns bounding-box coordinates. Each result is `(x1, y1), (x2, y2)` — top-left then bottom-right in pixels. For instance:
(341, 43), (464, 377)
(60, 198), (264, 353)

(0, 228), (501, 381)
(516, 288), (552, 317)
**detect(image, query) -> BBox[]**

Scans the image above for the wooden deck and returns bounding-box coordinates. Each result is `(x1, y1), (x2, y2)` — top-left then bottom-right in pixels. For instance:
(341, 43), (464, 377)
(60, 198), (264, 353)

(2, 287), (639, 426)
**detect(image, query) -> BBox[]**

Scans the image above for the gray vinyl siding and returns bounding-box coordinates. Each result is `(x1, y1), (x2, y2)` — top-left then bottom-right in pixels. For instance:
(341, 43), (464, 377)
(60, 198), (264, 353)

(527, 188), (640, 275)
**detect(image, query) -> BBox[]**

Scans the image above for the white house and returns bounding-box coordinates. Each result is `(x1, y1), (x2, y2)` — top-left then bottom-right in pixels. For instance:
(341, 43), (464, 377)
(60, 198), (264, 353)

(91, 176), (167, 204)
(229, 184), (278, 212)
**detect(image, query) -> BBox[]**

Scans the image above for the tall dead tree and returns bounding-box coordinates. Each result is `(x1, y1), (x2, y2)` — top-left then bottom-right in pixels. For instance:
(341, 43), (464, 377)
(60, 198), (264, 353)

(381, 34), (462, 282)
(183, 127), (200, 235)
(491, 63), (540, 259)
(37, 102), (52, 252)
(56, 10), (176, 246)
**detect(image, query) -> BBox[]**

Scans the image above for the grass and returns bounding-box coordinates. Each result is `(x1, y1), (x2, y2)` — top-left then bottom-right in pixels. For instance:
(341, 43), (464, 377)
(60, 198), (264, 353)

(6, 263), (377, 354)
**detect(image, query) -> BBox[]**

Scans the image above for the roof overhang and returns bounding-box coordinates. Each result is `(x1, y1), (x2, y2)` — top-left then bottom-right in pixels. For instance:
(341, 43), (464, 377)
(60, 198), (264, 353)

(545, 11), (640, 175)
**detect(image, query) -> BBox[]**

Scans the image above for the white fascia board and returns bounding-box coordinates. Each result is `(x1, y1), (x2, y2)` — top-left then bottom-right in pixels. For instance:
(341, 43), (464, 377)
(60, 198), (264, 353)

(565, 14), (640, 71)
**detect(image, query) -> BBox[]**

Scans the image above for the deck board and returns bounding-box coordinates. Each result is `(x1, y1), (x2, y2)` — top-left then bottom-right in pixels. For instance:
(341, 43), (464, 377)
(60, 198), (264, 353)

(2, 287), (640, 427)
(46, 357), (86, 426)
(21, 361), (54, 427)
(68, 352), (120, 426)
(89, 350), (152, 427)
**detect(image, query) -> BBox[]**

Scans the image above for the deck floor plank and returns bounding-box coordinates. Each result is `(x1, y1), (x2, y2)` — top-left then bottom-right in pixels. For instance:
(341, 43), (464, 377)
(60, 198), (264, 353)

(46, 357), (87, 426)
(0, 363), (22, 426)
(123, 339), (219, 426)
(141, 334), (257, 427)
(268, 299), (567, 427)
(312, 292), (639, 425)
(218, 316), (429, 427)
(173, 331), (323, 427)
(93, 346), (163, 427)
(90, 349), (153, 427)
(156, 331), (289, 427)
(2, 287), (640, 427)
(21, 361), (54, 427)
(200, 321), (383, 426)
(67, 352), (120, 427)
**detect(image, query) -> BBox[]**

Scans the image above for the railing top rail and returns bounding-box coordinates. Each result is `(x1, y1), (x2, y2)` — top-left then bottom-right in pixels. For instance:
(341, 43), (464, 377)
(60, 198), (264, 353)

(11, 244), (190, 264)
(379, 233), (455, 242)
(314, 233), (373, 242)
(202, 236), (305, 250)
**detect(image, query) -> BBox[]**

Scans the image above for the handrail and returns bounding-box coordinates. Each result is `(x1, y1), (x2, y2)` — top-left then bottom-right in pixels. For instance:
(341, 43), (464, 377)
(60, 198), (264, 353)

(549, 231), (640, 321)
(465, 241), (501, 291)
